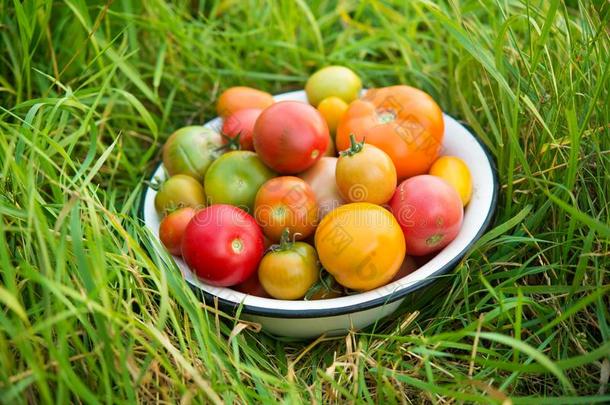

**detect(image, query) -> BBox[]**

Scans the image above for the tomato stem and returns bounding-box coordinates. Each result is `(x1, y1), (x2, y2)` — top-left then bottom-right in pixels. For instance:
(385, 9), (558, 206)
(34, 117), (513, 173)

(277, 228), (293, 251)
(340, 134), (365, 157)
(217, 132), (242, 152)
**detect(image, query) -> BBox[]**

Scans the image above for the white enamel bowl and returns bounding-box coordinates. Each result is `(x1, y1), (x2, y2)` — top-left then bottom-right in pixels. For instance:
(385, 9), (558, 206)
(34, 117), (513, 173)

(140, 90), (498, 339)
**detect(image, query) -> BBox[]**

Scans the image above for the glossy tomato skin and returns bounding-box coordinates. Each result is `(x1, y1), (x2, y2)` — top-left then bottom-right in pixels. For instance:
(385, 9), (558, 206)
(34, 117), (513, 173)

(181, 204), (265, 286)
(221, 108), (262, 151)
(336, 86), (444, 180)
(254, 177), (318, 242)
(305, 66), (362, 107)
(253, 101), (329, 174)
(317, 96), (349, 136)
(154, 174), (206, 215)
(234, 270), (270, 298)
(216, 87), (274, 117)
(298, 157), (345, 219)
(429, 156), (472, 206)
(389, 175), (463, 256)
(258, 241), (320, 300)
(163, 126), (222, 181)
(159, 207), (197, 256)
(204, 151), (276, 213)
(335, 140), (397, 205)
(315, 203), (406, 291)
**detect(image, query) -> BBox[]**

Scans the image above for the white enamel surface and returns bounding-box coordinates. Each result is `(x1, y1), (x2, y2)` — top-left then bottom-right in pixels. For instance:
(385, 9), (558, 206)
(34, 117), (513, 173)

(142, 90), (495, 336)
(243, 301), (401, 338)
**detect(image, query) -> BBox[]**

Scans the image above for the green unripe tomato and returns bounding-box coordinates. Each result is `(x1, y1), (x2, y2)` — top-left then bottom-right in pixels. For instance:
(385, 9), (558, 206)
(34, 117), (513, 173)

(154, 174), (206, 215)
(204, 151), (276, 213)
(162, 126), (222, 181)
(305, 66), (362, 107)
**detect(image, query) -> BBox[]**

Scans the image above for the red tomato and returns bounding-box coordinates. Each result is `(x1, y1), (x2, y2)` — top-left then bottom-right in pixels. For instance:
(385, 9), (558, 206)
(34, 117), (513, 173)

(181, 204), (265, 286)
(234, 270), (270, 298)
(390, 256), (418, 282)
(297, 157), (345, 218)
(221, 108), (262, 151)
(389, 175), (463, 256)
(253, 101), (329, 174)
(159, 207), (197, 256)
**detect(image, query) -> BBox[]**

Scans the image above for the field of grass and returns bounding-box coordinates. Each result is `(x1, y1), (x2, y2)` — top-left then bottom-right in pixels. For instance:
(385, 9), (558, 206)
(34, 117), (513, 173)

(1, 0), (609, 403)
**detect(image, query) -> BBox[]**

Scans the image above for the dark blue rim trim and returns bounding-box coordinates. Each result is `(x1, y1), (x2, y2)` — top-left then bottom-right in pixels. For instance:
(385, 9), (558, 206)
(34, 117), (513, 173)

(138, 125), (499, 319)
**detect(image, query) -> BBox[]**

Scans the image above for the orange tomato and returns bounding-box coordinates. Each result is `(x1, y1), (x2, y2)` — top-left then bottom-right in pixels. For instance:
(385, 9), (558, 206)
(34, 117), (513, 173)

(336, 85), (444, 180)
(335, 135), (397, 205)
(317, 96), (349, 135)
(315, 203), (406, 291)
(429, 156), (473, 206)
(216, 86), (274, 117)
(254, 177), (318, 242)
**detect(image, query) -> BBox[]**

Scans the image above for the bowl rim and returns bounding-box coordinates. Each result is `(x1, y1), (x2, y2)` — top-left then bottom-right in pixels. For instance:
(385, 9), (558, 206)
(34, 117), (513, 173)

(138, 93), (499, 319)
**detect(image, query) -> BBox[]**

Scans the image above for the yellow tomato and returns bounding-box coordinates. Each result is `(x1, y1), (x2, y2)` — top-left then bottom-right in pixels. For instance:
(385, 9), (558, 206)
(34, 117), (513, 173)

(335, 136), (397, 205)
(317, 96), (349, 136)
(429, 156), (473, 206)
(314, 203), (406, 291)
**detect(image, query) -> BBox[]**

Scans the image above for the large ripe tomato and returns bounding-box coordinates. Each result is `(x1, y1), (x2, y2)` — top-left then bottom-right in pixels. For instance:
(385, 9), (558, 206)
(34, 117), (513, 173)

(297, 157), (345, 218)
(258, 230), (320, 300)
(389, 175), (463, 256)
(216, 86), (274, 117)
(335, 135), (397, 205)
(159, 207), (197, 256)
(305, 66), (362, 107)
(253, 101), (329, 174)
(204, 151), (276, 213)
(154, 174), (206, 214)
(315, 203), (406, 291)
(181, 204), (265, 286)
(221, 108), (262, 151)
(254, 176), (318, 242)
(336, 85), (444, 180)
(429, 156), (473, 206)
(162, 126), (222, 181)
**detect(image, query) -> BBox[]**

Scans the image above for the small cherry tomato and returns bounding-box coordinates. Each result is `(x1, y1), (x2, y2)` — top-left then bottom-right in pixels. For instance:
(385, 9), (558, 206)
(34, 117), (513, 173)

(315, 203), (406, 291)
(298, 157), (345, 218)
(389, 175), (463, 256)
(253, 101), (329, 174)
(390, 256), (418, 283)
(204, 151), (276, 213)
(154, 174), (206, 214)
(429, 156), (473, 206)
(336, 86), (444, 180)
(221, 108), (262, 151)
(162, 126), (222, 181)
(317, 96), (349, 135)
(254, 176), (318, 242)
(181, 204), (265, 286)
(335, 135), (397, 205)
(305, 66), (362, 107)
(234, 270), (271, 298)
(159, 207), (197, 256)
(258, 229), (320, 300)
(216, 86), (274, 117)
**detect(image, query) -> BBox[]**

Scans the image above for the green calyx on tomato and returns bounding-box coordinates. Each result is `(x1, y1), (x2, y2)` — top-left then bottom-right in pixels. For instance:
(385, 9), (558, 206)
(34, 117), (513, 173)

(340, 134), (365, 157)
(258, 228), (320, 300)
(204, 151), (276, 213)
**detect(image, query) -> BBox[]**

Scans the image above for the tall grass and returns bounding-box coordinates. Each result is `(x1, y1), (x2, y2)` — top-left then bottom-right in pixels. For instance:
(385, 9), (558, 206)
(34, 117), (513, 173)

(0, 0), (608, 402)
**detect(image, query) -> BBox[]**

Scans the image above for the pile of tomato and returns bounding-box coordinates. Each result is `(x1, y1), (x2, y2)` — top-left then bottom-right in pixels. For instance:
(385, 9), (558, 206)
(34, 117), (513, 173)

(154, 66), (473, 300)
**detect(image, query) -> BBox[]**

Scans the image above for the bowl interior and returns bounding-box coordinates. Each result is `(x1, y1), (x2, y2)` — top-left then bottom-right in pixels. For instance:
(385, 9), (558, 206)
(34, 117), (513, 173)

(141, 90), (497, 314)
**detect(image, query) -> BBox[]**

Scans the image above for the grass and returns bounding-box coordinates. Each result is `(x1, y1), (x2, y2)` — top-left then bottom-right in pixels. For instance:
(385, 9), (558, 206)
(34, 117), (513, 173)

(0, 0), (609, 403)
